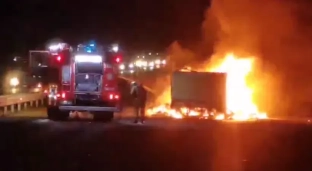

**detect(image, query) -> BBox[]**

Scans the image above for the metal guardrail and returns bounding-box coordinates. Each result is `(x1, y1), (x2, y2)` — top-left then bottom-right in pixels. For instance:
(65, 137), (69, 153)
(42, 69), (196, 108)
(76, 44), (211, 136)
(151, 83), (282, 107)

(0, 93), (45, 115)
(0, 76), (154, 115)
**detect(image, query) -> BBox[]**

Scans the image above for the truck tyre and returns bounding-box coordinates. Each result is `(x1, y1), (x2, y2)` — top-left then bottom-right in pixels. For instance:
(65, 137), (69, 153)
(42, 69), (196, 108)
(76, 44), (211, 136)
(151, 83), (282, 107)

(93, 112), (114, 122)
(47, 106), (69, 121)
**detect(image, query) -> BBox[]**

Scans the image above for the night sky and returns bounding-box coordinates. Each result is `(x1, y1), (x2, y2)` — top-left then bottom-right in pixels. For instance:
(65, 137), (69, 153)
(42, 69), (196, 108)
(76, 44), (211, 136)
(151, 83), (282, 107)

(0, 0), (210, 59)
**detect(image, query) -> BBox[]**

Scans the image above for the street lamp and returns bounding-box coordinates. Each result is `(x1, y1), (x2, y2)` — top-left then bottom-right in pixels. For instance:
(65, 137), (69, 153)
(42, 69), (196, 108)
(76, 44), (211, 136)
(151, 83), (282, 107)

(10, 77), (19, 87)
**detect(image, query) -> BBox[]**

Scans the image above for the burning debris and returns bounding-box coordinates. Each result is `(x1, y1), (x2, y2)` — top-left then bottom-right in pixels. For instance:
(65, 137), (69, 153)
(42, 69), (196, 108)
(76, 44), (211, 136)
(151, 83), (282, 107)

(146, 53), (267, 121)
(146, 104), (267, 121)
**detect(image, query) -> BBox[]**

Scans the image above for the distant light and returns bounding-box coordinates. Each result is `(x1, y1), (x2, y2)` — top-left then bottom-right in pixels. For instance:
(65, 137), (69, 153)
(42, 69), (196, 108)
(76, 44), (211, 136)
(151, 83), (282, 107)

(119, 64), (125, 70)
(135, 60), (142, 67)
(129, 64), (134, 68)
(162, 60), (166, 64)
(149, 53), (151, 55)
(149, 62), (154, 67)
(13, 57), (17, 61)
(142, 61), (147, 67)
(89, 44), (95, 47)
(130, 70), (134, 73)
(11, 88), (17, 94)
(155, 59), (160, 64)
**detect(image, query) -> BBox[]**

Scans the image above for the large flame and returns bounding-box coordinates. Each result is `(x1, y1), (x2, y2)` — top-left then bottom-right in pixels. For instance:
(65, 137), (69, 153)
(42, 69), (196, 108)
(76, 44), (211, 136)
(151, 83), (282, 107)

(147, 52), (267, 121)
(208, 53), (267, 120)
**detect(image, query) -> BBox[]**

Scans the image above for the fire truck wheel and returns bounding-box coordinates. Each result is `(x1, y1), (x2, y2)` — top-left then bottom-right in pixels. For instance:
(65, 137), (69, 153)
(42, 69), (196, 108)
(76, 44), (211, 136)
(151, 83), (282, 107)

(93, 112), (114, 122)
(47, 107), (69, 121)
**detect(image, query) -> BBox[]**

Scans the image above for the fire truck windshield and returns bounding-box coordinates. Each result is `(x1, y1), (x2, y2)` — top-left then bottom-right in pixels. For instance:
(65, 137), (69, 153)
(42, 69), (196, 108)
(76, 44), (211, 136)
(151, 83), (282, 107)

(76, 63), (103, 74)
(76, 74), (101, 83)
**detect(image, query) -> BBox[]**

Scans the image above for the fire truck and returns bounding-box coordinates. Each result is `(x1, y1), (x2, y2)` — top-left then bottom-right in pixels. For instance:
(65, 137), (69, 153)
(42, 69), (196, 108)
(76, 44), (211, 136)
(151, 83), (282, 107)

(47, 41), (122, 121)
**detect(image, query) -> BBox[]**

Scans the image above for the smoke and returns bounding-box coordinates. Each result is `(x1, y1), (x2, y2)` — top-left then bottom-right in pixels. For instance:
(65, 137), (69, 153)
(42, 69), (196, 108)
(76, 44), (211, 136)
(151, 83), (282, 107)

(204, 0), (297, 55)
(167, 41), (197, 69)
(203, 0), (312, 116)
(146, 42), (196, 106)
(150, 0), (312, 117)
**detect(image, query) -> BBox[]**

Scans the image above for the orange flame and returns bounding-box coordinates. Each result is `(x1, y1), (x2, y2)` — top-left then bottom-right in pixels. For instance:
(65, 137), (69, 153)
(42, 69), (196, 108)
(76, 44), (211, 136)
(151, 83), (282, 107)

(147, 52), (267, 121)
(208, 53), (267, 120)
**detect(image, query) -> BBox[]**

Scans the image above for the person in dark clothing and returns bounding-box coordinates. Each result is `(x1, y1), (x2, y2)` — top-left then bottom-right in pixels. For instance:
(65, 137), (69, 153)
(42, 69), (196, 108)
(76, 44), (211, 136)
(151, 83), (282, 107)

(130, 82), (147, 124)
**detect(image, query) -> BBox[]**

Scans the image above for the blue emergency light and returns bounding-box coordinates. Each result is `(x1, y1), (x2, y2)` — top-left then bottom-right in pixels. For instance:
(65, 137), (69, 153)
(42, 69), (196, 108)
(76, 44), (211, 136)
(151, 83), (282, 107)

(85, 47), (92, 53)
(83, 41), (97, 53)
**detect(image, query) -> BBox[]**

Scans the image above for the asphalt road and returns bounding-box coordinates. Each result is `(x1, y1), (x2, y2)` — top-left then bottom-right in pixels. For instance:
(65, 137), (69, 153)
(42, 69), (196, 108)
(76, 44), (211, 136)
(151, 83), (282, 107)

(1, 107), (312, 171)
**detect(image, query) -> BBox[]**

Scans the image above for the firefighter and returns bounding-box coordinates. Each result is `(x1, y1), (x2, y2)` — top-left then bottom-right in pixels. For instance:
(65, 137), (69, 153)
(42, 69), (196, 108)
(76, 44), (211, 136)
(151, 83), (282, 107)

(130, 82), (147, 124)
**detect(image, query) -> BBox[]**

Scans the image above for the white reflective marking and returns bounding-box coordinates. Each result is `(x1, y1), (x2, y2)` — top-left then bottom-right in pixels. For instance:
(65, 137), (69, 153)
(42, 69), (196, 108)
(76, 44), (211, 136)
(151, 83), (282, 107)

(32, 119), (50, 123)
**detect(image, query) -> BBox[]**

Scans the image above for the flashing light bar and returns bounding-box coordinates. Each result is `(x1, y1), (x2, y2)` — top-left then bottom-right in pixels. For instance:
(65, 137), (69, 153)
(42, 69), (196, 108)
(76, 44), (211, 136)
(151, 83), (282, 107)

(75, 55), (102, 63)
(49, 44), (61, 51)
(49, 43), (65, 51)
(112, 44), (118, 52)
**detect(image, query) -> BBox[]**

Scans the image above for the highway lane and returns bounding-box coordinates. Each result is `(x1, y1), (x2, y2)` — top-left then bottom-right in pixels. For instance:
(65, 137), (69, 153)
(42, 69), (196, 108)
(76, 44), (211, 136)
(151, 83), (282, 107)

(1, 107), (312, 170)
(5, 106), (312, 124)
(4, 106), (135, 119)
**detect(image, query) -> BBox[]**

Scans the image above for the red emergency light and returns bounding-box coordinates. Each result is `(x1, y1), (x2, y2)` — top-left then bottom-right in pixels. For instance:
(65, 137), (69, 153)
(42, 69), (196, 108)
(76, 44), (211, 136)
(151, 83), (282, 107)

(115, 56), (121, 63)
(56, 92), (66, 99)
(56, 56), (61, 62)
(109, 93), (119, 100)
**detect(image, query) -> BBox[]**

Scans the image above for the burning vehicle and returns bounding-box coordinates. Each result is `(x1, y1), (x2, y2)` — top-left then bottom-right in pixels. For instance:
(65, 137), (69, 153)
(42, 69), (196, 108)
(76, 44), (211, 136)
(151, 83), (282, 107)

(147, 53), (267, 121)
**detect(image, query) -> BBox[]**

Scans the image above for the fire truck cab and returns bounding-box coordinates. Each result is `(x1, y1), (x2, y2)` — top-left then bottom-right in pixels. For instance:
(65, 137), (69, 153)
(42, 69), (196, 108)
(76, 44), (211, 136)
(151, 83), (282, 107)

(47, 42), (122, 121)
